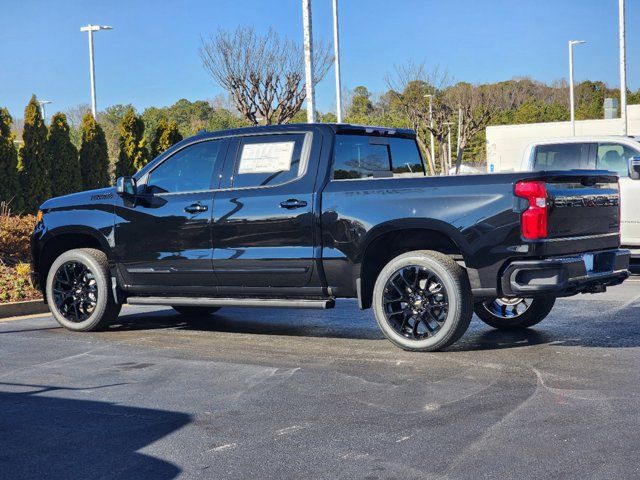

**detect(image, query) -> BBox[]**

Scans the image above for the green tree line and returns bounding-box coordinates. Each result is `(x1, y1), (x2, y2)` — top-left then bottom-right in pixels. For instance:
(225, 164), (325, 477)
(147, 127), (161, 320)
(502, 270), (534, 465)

(0, 96), (184, 214)
(4, 78), (639, 213)
(339, 76), (640, 173)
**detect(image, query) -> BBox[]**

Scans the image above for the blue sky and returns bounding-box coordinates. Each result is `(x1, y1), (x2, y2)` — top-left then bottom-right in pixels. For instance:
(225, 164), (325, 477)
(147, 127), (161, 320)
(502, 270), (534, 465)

(1, 0), (638, 120)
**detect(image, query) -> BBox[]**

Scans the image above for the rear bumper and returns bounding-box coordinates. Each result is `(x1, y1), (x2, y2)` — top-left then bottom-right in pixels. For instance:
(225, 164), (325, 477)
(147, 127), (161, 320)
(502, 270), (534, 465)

(501, 249), (630, 298)
(622, 246), (640, 260)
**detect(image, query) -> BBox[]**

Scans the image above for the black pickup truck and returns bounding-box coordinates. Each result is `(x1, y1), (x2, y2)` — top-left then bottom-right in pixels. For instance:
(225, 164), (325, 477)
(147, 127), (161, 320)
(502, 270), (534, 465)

(31, 124), (630, 351)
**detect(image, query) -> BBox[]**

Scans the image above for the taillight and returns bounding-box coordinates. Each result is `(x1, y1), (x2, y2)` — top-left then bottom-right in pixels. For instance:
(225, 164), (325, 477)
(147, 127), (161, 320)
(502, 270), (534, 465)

(515, 180), (548, 240)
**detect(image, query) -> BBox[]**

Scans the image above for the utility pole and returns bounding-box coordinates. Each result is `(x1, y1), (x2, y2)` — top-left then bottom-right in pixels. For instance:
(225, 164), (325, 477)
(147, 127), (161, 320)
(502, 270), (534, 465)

(332, 0), (343, 123)
(80, 24), (113, 118)
(569, 39), (586, 136)
(38, 100), (52, 125)
(619, 0), (627, 135)
(444, 122), (454, 174)
(424, 94), (435, 174)
(302, 0), (315, 123)
(456, 106), (462, 174)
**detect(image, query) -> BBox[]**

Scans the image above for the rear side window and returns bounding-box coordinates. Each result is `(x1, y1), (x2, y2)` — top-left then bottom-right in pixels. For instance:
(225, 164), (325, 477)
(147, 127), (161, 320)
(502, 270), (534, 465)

(332, 135), (425, 179)
(533, 143), (590, 171)
(232, 134), (307, 188)
(596, 143), (638, 177)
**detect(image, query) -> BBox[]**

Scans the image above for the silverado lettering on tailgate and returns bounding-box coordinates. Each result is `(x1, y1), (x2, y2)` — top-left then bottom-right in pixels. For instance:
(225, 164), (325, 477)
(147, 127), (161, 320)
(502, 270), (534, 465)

(553, 194), (619, 208)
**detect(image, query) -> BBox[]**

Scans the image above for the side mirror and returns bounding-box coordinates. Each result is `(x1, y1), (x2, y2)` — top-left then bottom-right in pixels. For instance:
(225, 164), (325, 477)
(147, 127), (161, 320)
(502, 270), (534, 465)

(629, 156), (640, 180)
(116, 176), (137, 196)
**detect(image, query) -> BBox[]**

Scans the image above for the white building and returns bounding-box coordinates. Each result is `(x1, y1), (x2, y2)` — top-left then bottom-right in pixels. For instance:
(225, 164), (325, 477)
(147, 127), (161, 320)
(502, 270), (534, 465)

(486, 105), (640, 172)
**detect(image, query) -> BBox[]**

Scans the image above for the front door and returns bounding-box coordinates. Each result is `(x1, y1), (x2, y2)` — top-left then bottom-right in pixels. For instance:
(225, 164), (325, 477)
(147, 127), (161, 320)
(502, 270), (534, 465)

(211, 132), (318, 291)
(115, 138), (227, 289)
(595, 142), (640, 247)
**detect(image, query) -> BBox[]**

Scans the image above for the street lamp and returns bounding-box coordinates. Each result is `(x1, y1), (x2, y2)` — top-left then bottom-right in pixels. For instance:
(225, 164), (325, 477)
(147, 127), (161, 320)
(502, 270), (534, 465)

(424, 94), (435, 173)
(332, 0), (343, 123)
(38, 100), (52, 125)
(619, 0), (627, 135)
(80, 24), (113, 118)
(568, 39), (586, 136)
(301, 0), (315, 123)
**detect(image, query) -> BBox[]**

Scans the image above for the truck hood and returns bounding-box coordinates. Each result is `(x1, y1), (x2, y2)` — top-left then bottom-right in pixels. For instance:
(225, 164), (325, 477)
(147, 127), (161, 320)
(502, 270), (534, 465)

(40, 187), (116, 211)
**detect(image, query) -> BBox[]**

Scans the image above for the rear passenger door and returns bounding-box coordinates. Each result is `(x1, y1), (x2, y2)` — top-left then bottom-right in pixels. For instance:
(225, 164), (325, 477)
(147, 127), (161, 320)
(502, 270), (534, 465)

(211, 132), (319, 291)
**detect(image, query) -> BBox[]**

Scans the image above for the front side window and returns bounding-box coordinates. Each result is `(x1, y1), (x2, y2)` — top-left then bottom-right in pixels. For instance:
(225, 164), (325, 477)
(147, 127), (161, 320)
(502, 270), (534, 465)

(232, 134), (307, 188)
(533, 143), (590, 171)
(596, 143), (638, 177)
(332, 135), (425, 180)
(146, 140), (222, 194)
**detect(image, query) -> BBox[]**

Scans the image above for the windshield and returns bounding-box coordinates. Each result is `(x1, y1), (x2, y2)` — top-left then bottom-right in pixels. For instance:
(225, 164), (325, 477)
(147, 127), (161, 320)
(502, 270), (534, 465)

(596, 143), (639, 177)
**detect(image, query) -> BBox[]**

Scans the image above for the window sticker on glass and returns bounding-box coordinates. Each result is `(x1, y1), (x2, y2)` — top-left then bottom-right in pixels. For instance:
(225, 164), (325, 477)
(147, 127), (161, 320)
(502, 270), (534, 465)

(238, 141), (295, 174)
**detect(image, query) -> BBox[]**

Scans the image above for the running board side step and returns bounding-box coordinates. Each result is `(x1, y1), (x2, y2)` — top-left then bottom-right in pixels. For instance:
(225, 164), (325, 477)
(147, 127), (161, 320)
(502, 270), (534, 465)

(127, 297), (336, 310)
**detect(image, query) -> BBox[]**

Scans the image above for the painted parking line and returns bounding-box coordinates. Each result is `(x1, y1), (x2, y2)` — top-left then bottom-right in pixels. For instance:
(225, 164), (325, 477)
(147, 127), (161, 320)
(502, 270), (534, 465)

(0, 312), (52, 323)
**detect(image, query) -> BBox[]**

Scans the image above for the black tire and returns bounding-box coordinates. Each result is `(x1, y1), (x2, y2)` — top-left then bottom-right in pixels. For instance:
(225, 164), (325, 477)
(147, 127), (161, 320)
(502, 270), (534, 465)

(46, 248), (122, 332)
(172, 306), (221, 317)
(372, 250), (473, 352)
(474, 297), (556, 330)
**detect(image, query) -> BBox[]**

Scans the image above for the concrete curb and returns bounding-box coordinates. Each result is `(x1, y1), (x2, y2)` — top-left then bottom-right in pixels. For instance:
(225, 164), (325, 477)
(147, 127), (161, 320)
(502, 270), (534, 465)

(0, 299), (49, 318)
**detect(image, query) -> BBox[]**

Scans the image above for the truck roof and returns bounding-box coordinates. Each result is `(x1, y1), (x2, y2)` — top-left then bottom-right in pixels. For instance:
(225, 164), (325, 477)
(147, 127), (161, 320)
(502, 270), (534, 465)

(194, 123), (416, 139)
(524, 135), (640, 147)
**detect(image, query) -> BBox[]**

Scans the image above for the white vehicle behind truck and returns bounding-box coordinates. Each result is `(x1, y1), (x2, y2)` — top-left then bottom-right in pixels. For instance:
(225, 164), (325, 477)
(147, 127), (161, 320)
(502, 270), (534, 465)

(510, 136), (640, 260)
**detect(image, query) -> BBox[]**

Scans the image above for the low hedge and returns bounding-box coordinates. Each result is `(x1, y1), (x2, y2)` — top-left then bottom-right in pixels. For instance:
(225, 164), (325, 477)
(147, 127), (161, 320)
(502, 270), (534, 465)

(0, 208), (40, 302)
(0, 263), (40, 302)
(0, 211), (34, 265)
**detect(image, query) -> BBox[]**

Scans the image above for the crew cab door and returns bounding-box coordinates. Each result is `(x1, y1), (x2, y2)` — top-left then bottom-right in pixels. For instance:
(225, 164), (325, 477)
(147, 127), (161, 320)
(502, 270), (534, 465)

(595, 142), (640, 247)
(114, 138), (227, 289)
(211, 132), (318, 290)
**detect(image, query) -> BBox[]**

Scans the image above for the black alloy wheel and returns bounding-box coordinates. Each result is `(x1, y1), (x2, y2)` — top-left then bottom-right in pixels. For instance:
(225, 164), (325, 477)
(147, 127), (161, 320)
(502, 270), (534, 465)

(52, 261), (98, 322)
(382, 265), (449, 340)
(474, 296), (556, 330)
(482, 297), (531, 319)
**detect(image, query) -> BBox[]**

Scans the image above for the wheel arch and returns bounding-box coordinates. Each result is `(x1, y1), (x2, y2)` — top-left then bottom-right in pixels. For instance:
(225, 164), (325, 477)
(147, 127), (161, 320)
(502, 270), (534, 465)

(357, 220), (469, 310)
(36, 226), (110, 292)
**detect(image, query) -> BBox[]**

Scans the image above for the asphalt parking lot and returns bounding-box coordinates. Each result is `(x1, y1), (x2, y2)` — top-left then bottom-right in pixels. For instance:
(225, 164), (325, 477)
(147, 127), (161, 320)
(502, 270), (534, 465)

(1, 279), (640, 480)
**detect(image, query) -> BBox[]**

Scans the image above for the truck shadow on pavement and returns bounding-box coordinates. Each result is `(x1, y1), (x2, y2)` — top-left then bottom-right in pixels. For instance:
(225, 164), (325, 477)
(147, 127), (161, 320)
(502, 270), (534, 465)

(109, 307), (386, 340)
(103, 300), (640, 351)
(0, 382), (190, 480)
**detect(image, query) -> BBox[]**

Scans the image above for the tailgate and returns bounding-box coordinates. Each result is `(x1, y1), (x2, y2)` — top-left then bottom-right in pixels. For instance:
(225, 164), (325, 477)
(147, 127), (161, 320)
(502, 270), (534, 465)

(545, 172), (620, 238)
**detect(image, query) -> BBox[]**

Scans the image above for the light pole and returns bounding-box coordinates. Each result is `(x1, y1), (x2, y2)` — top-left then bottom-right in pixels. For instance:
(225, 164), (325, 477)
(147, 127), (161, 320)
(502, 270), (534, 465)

(38, 100), (52, 125)
(424, 94), (435, 173)
(80, 24), (113, 118)
(302, 0), (315, 123)
(619, 0), (627, 135)
(332, 0), (343, 123)
(568, 39), (586, 136)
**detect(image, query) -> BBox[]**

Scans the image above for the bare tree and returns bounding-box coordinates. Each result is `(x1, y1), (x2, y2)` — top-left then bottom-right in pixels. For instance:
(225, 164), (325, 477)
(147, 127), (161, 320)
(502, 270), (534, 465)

(200, 26), (333, 125)
(65, 104), (91, 129)
(445, 83), (494, 174)
(385, 62), (451, 174)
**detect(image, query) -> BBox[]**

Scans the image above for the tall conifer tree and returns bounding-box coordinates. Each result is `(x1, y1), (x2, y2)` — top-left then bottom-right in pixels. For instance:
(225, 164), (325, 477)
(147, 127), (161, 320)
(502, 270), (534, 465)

(79, 113), (109, 189)
(115, 107), (148, 177)
(19, 95), (50, 213)
(47, 112), (82, 197)
(150, 118), (183, 158)
(0, 108), (21, 210)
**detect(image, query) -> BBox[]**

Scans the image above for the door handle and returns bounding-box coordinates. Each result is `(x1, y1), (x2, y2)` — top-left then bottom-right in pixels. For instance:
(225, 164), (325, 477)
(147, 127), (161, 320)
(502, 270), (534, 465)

(184, 203), (208, 214)
(279, 199), (308, 209)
